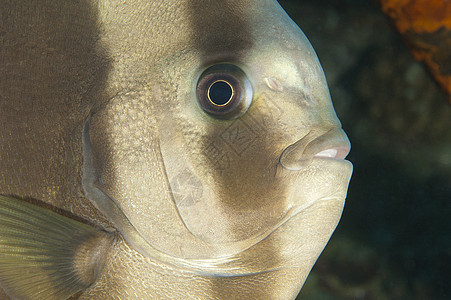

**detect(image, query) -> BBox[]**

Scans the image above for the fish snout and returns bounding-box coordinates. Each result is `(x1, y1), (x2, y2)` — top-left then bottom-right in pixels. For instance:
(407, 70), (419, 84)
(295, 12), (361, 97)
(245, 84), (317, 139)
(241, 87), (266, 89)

(279, 127), (351, 171)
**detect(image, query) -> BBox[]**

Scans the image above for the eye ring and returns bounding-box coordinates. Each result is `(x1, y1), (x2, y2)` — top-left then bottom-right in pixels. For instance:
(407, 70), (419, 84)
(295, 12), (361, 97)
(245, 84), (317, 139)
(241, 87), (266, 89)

(207, 80), (234, 107)
(196, 64), (252, 119)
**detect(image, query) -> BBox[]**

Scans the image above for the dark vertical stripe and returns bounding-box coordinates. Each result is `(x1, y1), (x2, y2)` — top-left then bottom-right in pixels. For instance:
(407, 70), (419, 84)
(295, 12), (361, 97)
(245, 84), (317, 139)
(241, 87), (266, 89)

(187, 0), (254, 61)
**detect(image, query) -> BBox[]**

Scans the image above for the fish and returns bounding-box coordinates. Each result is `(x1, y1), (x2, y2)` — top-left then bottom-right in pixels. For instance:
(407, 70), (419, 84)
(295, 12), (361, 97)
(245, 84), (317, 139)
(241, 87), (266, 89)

(0, 0), (353, 299)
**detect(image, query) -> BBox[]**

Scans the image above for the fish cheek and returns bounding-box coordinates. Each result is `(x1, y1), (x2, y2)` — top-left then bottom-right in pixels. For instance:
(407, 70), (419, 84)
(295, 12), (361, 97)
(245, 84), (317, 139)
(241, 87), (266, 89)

(194, 96), (292, 235)
(156, 86), (292, 243)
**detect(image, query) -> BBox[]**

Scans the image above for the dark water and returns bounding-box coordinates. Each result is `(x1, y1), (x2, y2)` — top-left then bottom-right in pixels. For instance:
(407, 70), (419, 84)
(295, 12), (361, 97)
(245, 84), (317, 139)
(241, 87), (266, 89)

(278, 1), (451, 299)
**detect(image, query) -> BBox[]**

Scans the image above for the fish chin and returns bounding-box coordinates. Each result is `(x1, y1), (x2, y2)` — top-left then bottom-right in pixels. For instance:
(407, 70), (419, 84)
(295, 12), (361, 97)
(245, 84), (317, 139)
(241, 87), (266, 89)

(285, 158), (353, 211)
(184, 157), (353, 275)
(236, 158), (353, 272)
(193, 158), (353, 276)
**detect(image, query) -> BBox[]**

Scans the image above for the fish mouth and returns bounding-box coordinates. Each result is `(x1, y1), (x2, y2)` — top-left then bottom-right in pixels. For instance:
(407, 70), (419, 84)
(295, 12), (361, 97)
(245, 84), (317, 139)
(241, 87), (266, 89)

(279, 127), (351, 171)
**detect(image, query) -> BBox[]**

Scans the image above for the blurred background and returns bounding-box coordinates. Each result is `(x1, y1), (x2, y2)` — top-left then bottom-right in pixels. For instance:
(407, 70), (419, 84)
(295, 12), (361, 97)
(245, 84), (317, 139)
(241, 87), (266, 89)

(277, 0), (451, 299)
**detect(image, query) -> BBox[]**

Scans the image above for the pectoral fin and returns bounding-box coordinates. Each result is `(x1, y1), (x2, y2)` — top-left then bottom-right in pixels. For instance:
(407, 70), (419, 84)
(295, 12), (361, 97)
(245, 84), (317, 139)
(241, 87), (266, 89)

(0, 195), (115, 300)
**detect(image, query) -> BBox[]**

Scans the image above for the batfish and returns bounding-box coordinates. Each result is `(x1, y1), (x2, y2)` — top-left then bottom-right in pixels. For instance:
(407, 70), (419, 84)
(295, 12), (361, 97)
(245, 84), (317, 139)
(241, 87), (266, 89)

(0, 0), (353, 299)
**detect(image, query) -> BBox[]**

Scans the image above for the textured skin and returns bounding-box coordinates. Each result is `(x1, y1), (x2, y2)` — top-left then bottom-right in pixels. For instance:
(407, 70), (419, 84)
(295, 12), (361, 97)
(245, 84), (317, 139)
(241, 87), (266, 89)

(80, 198), (343, 299)
(0, 0), (112, 226)
(0, 0), (352, 298)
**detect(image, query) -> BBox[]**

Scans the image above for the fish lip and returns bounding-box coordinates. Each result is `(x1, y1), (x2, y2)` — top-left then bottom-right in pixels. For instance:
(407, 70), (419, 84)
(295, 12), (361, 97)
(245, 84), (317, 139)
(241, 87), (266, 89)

(278, 127), (351, 171)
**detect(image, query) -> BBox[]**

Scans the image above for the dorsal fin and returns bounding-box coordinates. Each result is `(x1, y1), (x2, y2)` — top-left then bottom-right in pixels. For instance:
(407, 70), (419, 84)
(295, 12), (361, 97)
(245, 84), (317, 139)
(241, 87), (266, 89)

(0, 195), (115, 300)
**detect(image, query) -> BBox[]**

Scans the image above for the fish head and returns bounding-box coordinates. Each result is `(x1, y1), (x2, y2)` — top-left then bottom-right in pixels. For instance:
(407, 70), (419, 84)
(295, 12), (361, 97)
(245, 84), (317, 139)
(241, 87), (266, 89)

(83, 0), (352, 280)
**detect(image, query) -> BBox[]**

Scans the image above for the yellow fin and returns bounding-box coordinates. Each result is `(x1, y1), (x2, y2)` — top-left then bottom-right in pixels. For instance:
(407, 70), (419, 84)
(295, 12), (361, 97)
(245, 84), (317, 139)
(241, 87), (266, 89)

(0, 195), (114, 300)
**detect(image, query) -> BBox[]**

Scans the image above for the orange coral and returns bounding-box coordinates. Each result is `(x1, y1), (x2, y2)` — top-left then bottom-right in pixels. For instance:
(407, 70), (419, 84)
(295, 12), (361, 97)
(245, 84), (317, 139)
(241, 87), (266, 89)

(380, 0), (451, 33)
(379, 0), (451, 103)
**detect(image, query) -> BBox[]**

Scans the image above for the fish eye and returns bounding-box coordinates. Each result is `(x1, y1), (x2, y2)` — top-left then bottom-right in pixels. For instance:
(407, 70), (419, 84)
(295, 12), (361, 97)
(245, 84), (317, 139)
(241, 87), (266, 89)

(196, 64), (253, 119)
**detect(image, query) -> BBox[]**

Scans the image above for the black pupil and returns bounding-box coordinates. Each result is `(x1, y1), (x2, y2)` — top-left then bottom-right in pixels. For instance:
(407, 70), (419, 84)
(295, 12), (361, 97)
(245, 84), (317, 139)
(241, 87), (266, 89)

(208, 81), (232, 106)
